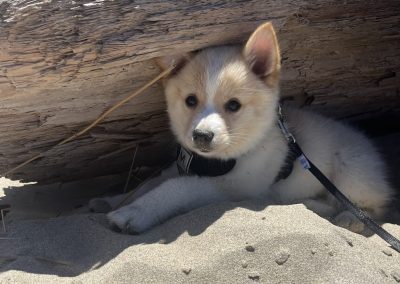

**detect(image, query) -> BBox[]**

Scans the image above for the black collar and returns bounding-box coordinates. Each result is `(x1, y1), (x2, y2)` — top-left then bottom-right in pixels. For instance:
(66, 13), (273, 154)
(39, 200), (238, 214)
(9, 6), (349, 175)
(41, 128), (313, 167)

(176, 141), (297, 181)
(177, 146), (236, 177)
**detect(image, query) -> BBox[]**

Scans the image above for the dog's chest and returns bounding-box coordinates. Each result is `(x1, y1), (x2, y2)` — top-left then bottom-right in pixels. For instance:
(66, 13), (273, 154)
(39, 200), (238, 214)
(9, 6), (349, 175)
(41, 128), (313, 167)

(216, 141), (287, 198)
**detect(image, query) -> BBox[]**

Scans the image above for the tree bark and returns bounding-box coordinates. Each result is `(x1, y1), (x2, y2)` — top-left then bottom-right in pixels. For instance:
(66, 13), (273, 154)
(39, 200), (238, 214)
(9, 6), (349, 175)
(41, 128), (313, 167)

(0, 0), (399, 182)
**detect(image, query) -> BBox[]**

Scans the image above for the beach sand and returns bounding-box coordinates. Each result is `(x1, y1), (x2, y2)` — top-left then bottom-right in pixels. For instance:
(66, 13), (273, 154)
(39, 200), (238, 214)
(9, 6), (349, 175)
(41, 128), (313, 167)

(0, 176), (399, 283)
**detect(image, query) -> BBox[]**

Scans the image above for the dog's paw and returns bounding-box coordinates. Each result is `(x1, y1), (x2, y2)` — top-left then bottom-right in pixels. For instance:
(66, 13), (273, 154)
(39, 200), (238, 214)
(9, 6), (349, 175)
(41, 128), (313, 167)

(89, 198), (113, 213)
(333, 211), (365, 233)
(107, 204), (158, 234)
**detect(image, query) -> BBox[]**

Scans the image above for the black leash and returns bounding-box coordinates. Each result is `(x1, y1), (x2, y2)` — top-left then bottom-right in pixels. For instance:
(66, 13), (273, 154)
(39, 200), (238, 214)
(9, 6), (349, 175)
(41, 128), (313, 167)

(277, 105), (400, 253)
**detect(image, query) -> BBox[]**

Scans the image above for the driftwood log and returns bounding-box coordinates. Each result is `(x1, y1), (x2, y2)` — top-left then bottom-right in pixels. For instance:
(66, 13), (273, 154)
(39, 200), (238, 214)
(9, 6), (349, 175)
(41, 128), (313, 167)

(0, 1), (399, 183)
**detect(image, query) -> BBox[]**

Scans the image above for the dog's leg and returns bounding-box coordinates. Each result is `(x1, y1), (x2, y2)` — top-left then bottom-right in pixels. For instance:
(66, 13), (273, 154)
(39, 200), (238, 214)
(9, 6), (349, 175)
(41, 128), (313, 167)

(107, 176), (225, 233)
(89, 164), (179, 213)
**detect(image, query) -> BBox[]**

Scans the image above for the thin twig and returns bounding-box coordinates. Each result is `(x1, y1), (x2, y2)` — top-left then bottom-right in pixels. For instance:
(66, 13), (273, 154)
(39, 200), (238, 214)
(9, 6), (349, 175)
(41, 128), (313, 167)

(123, 145), (139, 193)
(113, 161), (172, 210)
(35, 256), (72, 266)
(0, 256), (17, 262)
(1, 210), (6, 233)
(97, 143), (139, 160)
(3, 65), (175, 177)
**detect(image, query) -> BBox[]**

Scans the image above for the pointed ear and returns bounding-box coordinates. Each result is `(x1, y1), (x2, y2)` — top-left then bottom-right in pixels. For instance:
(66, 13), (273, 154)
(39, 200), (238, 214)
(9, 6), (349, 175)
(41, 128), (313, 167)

(243, 22), (281, 79)
(155, 52), (192, 75)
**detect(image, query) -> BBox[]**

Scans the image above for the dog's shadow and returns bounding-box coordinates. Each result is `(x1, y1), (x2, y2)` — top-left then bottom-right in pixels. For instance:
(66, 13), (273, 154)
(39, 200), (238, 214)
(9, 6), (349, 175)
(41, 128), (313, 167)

(0, 179), (266, 278)
(138, 200), (267, 244)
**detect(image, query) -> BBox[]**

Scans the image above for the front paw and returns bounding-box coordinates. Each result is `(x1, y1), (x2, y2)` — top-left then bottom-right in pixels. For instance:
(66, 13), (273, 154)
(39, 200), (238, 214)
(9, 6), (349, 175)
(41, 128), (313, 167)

(107, 203), (159, 234)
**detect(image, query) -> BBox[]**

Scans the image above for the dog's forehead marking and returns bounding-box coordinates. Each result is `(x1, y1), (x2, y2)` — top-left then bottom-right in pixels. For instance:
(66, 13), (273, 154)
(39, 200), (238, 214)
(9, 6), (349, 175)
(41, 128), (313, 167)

(205, 53), (224, 104)
(203, 55), (248, 105)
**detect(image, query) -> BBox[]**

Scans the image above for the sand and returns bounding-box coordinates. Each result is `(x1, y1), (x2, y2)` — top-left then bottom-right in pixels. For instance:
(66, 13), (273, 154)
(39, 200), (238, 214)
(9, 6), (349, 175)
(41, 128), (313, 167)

(1, 176), (399, 283)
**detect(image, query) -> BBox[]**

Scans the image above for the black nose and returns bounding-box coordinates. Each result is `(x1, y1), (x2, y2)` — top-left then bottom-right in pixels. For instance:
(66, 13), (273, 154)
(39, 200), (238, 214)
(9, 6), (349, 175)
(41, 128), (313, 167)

(192, 129), (214, 145)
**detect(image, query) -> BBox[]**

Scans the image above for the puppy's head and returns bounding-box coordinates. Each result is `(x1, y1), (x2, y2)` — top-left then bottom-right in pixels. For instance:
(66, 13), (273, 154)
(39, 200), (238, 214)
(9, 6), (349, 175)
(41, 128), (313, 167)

(157, 22), (281, 159)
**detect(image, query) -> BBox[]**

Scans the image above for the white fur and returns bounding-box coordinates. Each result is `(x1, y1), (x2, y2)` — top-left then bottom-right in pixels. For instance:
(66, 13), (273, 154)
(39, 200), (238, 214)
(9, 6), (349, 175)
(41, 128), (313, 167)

(105, 26), (393, 234)
(106, 105), (393, 233)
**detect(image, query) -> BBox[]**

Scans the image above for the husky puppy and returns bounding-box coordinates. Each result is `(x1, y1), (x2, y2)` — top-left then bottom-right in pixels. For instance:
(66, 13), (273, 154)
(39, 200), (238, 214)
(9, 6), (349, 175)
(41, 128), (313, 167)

(104, 22), (393, 234)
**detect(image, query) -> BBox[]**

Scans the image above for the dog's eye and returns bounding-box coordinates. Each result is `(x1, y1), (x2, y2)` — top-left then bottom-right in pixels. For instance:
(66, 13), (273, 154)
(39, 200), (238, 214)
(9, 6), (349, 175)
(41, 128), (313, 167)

(225, 99), (241, 112)
(185, 94), (198, 108)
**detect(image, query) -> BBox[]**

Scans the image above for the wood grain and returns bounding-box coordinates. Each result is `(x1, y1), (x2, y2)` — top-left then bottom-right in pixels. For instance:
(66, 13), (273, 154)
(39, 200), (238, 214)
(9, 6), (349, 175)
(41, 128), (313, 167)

(0, 0), (399, 182)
